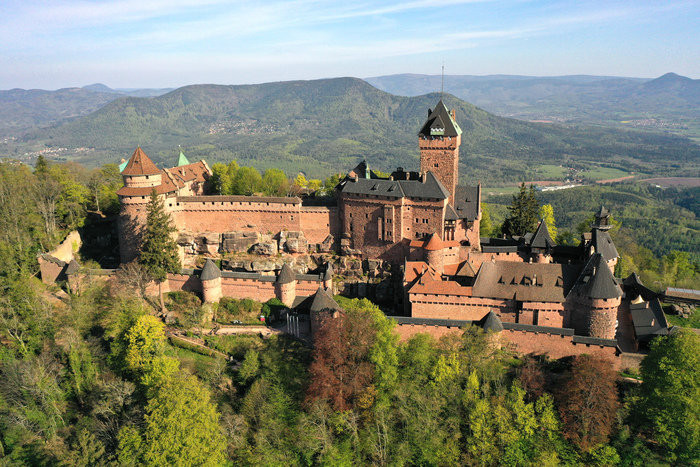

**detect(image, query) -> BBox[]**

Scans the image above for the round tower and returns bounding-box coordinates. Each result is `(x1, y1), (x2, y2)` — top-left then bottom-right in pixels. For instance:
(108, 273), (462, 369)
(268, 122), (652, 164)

(424, 233), (444, 275)
(275, 263), (297, 307)
(565, 254), (621, 340)
(117, 147), (164, 263)
(200, 259), (222, 304)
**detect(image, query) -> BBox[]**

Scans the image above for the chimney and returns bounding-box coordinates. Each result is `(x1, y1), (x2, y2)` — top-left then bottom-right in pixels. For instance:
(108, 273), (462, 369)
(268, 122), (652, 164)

(451, 109), (456, 119)
(421, 172), (427, 183)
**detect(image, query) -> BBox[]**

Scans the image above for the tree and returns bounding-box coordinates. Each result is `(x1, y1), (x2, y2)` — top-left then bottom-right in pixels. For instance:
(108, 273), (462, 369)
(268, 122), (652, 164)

(261, 168), (288, 196)
(138, 190), (181, 311)
(480, 202), (493, 237)
(142, 374), (226, 467)
(538, 204), (558, 238)
(232, 166), (262, 195)
(306, 309), (377, 411)
(554, 355), (620, 452)
(502, 183), (539, 237)
(635, 329), (700, 464)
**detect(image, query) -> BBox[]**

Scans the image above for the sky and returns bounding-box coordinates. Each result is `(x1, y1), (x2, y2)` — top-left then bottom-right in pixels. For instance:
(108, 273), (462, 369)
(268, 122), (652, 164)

(1, 0), (699, 90)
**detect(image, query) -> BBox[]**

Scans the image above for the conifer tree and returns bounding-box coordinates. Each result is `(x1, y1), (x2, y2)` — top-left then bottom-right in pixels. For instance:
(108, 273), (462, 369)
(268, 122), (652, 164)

(503, 183), (539, 237)
(139, 189), (181, 311)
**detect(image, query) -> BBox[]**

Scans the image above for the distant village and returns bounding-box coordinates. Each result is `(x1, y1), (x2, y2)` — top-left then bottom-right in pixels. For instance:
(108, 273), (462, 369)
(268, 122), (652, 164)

(39, 99), (694, 369)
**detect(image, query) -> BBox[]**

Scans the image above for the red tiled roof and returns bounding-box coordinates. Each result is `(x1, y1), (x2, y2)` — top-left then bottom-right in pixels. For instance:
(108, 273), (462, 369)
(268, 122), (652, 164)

(424, 233), (443, 251)
(408, 268), (472, 295)
(121, 147), (160, 176)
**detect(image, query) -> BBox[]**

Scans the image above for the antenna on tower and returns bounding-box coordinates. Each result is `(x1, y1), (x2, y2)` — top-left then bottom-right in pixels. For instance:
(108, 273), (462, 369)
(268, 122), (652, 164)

(441, 62), (444, 99)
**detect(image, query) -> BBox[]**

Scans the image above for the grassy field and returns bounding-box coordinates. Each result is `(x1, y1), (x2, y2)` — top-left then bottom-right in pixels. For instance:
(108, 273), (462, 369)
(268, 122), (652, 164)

(533, 164), (568, 179)
(578, 166), (631, 181)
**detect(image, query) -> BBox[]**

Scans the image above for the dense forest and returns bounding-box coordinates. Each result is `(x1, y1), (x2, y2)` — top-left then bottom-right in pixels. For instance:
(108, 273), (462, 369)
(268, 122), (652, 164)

(1, 157), (699, 466)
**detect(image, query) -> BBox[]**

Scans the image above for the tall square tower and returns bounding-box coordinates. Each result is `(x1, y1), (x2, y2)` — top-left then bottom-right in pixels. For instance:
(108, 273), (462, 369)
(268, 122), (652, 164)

(418, 100), (462, 205)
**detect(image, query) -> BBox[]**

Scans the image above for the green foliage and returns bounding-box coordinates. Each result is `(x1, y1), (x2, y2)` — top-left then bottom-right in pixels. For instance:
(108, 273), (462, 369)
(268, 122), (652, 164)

(538, 204), (558, 238)
(142, 374), (226, 466)
(232, 166), (262, 195)
(217, 297), (262, 324)
(138, 190), (181, 283)
(503, 183), (540, 236)
(261, 168), (289, 196)
(480, 202), (493, 237)
(635, 329), (700, 464)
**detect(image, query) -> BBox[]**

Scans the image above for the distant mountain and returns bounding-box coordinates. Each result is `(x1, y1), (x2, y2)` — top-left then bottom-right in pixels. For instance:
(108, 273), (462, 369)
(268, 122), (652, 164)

(364, 73), (700, 132)
(0, 87), (121, 137)
(12, 77), (700, 182)
(82, 83), (175, 97)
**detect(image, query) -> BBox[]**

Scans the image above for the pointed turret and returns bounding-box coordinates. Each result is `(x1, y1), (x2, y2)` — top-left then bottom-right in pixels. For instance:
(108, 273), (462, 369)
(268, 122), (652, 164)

(201, 258), (221, 281)
(121, 147), (160, 176)
(201, 259), (222, 303)
(480, 310), (504, 333)
(177, 146), (190, 167)
(275, 263), (297, 307)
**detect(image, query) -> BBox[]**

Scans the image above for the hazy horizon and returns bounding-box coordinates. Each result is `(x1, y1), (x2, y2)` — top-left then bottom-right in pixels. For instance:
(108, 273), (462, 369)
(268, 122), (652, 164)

(2, 0), (699, 90)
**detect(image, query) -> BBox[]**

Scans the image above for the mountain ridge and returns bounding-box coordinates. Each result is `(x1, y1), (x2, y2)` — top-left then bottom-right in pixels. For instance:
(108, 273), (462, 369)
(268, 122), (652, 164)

(7, 77), (699, 183)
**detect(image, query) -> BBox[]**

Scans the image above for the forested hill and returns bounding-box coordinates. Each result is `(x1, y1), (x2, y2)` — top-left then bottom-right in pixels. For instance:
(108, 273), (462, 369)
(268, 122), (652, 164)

(364, 73), (700, 132)
(0, 87), (121, 137)
(11, 77), (700, 182)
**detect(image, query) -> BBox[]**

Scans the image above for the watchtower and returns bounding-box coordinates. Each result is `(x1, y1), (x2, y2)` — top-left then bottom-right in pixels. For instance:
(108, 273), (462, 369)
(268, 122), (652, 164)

(418, 100), (462, 205)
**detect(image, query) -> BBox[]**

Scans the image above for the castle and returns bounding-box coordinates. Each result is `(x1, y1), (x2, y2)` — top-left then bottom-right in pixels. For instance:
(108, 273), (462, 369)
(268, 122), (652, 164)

(114, 99), (653, 366)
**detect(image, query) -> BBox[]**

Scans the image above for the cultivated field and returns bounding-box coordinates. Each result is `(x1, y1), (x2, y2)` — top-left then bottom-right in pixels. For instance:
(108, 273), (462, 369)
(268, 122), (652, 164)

(641, 177), (700, 187)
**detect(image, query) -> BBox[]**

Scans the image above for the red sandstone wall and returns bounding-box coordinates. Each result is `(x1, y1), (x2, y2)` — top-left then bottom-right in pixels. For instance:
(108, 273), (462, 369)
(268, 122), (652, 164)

(419, 135), (460, 204)
(410, 293), (516, 321)
(170, 198), (302, 235)
(502, 329), (621, 370)
(300, 207), (340, 243)
(219, 278), (276, 302)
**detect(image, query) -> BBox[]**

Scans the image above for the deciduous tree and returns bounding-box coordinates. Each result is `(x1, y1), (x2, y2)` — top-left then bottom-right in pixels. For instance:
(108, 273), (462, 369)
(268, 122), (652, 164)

(635, 329), (700, 464)
(554, 355), (620, 452)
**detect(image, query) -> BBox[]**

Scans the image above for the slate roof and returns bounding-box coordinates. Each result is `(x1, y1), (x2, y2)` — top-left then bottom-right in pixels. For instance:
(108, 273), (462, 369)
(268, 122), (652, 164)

(38, 253), (66, 267)
(338, 171), (449, 200)
(176, 195), (301, 204)
(480, 311), (504, 332)
(310, 287), (342, 313)
(276, 263), (296, 284)
(323, 263), (333, 281)
(453, 185), (480, 221)
(445, 204), (459, 221)
(567, 254), (622, 300)
(472, 261), (581, 302)
(591, 229), (619, 262)
(454, 260), (478, 278)
(121, 147), (160, 176)
(65, 259), (80, 275)
(418, 100), (462, 138)
(630, 299), (669, 342)
(200, 258), (221, 281)
(529, 220), (556, 249)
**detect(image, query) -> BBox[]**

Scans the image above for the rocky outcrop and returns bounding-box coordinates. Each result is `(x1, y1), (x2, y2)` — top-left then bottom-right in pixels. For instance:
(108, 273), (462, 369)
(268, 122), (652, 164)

(222, 231), (260, 253)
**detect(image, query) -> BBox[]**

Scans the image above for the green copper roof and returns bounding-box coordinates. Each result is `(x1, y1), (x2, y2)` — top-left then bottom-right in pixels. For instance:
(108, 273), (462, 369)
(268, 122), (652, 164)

(177, 148), (190, 167)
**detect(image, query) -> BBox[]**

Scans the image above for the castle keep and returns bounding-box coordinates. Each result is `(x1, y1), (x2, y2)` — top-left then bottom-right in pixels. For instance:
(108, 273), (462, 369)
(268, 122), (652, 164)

(114, 99), (652, 363)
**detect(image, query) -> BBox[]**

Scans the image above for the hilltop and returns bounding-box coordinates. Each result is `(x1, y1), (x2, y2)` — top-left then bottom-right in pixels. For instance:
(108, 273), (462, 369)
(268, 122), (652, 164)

(4, 77), (700, 182)
(365, 73), (700, 138)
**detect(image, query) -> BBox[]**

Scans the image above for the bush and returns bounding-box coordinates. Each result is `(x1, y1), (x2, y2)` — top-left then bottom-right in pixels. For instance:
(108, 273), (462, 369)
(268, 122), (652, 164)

(261, 298), (285, 322)
(217, 297), (263, 324)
